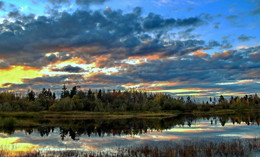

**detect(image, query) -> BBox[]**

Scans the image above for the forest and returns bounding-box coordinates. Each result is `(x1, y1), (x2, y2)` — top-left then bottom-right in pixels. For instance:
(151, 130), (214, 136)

(0, 85), (259, 112)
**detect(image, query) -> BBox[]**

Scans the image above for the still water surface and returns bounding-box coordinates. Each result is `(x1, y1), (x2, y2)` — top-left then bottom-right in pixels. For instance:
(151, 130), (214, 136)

(0, 113), (259, 155)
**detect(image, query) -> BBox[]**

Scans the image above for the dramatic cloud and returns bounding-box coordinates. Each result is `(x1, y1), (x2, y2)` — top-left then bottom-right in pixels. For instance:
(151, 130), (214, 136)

(53, 65), (84, 72)
(0, 0), (259, 96)
(0, 8), (204, 58)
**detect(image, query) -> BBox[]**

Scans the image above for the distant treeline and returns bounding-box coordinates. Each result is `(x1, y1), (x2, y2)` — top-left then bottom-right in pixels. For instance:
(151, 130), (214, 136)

(0, 85), (259, 112)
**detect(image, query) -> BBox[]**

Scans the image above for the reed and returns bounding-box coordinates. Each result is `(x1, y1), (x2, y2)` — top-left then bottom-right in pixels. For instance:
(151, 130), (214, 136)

(0, 138), (259, 157)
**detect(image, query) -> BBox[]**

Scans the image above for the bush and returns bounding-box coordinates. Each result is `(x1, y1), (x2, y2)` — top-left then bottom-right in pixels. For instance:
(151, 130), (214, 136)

(27, 101), (45, 111)
(3, 118), (17, 128)
(49, 97), (75, 111)
(0, 102), (12, 112)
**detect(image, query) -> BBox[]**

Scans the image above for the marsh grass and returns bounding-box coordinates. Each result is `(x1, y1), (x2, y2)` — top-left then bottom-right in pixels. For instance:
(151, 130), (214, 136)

(0, 112), (42, 118)
(122, 138), (260, 157)
(0, 138), (259, 157)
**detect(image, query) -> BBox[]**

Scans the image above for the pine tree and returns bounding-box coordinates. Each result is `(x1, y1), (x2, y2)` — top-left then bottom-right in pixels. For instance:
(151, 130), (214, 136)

(61, 84), (70, 98)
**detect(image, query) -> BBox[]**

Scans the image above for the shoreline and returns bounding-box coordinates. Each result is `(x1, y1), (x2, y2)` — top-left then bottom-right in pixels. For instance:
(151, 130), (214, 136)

(0, 109), (259, 119)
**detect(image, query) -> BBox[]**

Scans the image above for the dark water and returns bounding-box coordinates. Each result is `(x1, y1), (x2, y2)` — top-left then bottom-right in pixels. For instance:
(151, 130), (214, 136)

(0, 113), (259, 154)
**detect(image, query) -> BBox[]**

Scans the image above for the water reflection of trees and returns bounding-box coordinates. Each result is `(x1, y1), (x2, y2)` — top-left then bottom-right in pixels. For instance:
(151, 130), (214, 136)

(0, 113), (259, 140)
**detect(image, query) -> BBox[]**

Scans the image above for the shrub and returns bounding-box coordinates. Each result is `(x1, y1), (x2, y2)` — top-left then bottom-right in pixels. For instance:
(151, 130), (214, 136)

(3, 118), (17, 128)
(49, 97), (75, 111)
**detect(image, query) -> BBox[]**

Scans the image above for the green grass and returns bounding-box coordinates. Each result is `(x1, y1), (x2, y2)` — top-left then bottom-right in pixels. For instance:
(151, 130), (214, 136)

(0, 112), (42, 118)
(0, 109), (259, 119)
(42, 111), (178, 119)
(2, 118), (17, 128)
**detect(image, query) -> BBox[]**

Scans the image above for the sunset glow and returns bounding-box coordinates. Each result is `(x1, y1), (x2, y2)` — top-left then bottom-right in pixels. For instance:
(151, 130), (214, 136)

(0, 66), (42, 87)
(0, 0), (258, 96)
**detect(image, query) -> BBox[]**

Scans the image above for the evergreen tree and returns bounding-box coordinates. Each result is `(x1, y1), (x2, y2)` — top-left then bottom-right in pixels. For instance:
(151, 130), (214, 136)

(70, 86), (80, 98)
(27, 90), (35, 101)
(97, 89), (102, 99)
(61, 84), (70, 98)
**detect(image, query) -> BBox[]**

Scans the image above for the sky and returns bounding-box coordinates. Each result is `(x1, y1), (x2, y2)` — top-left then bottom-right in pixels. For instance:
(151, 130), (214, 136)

(0, 0), (259, 97)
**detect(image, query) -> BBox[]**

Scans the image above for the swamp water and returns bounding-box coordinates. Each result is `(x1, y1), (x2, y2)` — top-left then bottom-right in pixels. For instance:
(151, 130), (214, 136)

(0, 113), (259, 156)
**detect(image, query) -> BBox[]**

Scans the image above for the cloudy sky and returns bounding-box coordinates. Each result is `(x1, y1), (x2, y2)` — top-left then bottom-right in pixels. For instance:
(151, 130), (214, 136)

(0, 0), (259, 97)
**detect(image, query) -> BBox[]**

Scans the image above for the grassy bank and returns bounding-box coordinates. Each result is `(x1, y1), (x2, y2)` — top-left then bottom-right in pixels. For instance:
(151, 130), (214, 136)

(0, 109), (259, 119)
(0, 111), (180, 119)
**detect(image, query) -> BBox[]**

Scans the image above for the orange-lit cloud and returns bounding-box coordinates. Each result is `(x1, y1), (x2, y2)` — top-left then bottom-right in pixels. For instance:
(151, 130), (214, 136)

(40, 57), (120, 77)
(236, 46), (249, 50)
(192, 50), (208, 57)
(128, 54), (161, 61)
(216, 79), (257, 85)
(176, 93), (209, 96)
(150, 88), (217, 93)
(212, 50), (234, 59)
(53, 57), (87, 66)
(151, 82), (180, 87)
(0, 66), (43, 87)
(122, 54), (161, 65)
(122, 82), (180, 90)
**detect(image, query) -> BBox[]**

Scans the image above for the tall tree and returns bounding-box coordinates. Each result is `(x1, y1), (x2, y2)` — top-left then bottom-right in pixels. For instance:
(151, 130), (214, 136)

(61, 84), (70, 98)
(27, 90), (35, 101)
(70, 86), (80, 98)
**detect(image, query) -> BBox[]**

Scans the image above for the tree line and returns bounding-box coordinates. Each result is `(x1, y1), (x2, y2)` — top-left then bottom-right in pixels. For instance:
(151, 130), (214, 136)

(0, 85), (259, 112)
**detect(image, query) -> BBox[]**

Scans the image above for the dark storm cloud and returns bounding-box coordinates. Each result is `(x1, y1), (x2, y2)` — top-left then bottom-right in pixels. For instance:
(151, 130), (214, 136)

(53, 65), (84, 72)
(8, 10), (21, 18)
(119, 46), (260, 85)
(23, 75), (72, 84)
(3, 52), (72, 68)
(129, 39), (205, 57)
(0, 7), (204, 59)
(237, 34), (255, 42)
(89, 74), (139, 84)
(143, 13), (203, 30)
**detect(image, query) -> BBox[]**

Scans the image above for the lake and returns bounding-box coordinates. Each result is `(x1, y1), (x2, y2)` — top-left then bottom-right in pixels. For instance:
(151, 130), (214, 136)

(0, 112), (259, 156)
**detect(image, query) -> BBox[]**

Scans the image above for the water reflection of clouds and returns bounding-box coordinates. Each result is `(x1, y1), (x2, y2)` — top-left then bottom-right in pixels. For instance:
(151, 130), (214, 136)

(0, 136), (41, 156)
(0, 118), (259, 154)
(0, 133), (8, 137)
(220, 134), (258, 138)
(166, 128), (224, 133)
